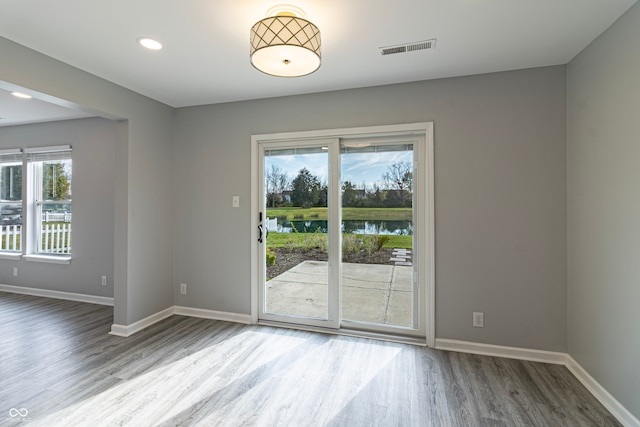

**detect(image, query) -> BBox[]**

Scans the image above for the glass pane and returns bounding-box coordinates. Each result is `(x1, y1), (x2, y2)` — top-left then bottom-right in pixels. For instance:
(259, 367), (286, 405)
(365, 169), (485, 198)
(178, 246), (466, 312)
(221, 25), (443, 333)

(42, 160), (72, 201)
(264, 146), (329, 320)
(39, 203), (72, 254)
(340, 143), (414, 327)
(38, 159), (72, 254)
(0, 163), (23, 252)
(0, 163), (22, 202)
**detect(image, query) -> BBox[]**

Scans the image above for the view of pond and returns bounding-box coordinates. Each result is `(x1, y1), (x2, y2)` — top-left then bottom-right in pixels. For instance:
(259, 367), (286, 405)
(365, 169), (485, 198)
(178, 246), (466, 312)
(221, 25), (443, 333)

(272, 219), (413, 236)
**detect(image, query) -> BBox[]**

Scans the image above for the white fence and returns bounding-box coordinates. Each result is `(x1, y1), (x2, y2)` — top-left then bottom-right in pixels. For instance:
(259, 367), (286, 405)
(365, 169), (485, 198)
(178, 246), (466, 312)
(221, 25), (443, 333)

(1, 223), (72, 254)
(42, 212), (72, 222)
(41, 223), (72, 254)
(1, 225), (21, 252)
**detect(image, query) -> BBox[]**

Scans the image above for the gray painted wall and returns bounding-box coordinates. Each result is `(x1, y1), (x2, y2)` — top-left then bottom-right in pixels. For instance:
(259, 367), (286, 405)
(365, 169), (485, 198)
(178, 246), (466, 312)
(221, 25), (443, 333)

(0, 37), (174, 325)
(567, 2), (640, 419)
(0, 117), (116, 296)
(174, 66), (568, 351)
(2, 6), (638, 417)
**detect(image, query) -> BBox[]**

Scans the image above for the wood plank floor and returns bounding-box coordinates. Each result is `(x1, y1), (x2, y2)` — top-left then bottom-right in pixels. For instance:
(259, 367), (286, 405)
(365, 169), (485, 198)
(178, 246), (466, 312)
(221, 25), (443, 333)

(0, 292), (620, 426)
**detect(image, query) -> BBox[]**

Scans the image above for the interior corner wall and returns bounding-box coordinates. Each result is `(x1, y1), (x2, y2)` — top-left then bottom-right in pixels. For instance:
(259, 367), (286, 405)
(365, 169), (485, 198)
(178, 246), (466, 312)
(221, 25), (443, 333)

(0, 118), (116, 295)
(0, 36), (175, 326)
(567, 2), (640, 419)
(174, 65), (568, 351)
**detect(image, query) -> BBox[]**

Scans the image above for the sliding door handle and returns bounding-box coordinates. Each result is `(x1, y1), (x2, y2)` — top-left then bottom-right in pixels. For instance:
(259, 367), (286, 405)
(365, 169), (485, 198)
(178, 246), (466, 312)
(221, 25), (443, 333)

(258, 224), (264, 243)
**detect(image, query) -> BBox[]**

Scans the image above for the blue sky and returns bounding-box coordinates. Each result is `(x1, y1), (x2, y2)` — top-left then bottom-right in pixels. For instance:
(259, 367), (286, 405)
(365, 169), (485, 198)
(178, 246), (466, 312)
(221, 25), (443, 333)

(266, 151), (413, 188)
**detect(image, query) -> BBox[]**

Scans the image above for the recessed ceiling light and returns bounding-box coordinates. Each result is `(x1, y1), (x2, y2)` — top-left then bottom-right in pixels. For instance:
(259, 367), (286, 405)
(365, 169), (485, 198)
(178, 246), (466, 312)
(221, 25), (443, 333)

(11, 92), (32, 99)
(137, 37), (163, 51)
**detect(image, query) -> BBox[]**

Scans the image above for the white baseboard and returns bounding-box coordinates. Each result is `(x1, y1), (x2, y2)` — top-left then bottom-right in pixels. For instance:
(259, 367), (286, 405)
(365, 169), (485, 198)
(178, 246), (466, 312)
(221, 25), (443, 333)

(565, 356), (640, 427)
(435, 339), (639, 427)
(435, 338), (567, 364)
(0, 284), (114, 306)
(110, 305), (251, 337)
(109, 306), (174, 337)
(109, 323), (130, 337)
(173, 306), (252, 324)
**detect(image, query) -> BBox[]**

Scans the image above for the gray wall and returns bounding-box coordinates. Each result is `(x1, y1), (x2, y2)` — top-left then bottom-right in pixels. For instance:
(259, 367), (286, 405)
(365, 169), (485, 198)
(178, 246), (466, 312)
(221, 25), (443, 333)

(1, 35), (570, 354)
(0, 37), (175, 325)
(2, 6), (638, 417)
(174, 66), (568, 351)
(0, 117), (116, 296)
(567, 2), (640, 418)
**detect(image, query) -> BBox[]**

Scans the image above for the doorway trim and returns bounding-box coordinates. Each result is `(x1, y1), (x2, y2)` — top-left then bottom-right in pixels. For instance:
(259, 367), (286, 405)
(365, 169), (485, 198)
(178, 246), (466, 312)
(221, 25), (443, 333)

(250, 122), (435, 346)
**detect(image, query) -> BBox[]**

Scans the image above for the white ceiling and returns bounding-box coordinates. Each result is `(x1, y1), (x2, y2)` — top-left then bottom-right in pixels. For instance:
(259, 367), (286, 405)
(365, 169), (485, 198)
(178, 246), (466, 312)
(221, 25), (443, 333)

(0, 87), (93, 127)
(0, 0), (637, 113)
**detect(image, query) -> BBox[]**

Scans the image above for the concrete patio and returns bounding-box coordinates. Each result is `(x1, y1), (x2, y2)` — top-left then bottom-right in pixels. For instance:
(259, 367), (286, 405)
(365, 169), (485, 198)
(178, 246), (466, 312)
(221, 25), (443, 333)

(265, 261), (413, 327)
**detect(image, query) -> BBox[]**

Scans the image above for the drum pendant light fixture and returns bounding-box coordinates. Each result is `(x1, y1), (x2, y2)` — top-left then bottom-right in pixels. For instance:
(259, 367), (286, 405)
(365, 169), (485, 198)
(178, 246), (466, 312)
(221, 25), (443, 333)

(250, 6), (321, 77)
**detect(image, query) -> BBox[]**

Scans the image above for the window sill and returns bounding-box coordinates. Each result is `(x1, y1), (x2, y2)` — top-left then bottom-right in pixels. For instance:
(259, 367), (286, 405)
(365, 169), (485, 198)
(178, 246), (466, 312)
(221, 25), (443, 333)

(23, 254), (72, 265)
(0, 252), (22, 261)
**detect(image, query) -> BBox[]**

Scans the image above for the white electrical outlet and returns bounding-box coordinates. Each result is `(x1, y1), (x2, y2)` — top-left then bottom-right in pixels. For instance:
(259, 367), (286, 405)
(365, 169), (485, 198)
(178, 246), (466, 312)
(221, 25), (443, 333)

(473, 312), (484, 328)
(101, 275), (107, 287)
(13, 267), (17, 277)
(232, 196), (240, 208)
(180, 283), (187, 295)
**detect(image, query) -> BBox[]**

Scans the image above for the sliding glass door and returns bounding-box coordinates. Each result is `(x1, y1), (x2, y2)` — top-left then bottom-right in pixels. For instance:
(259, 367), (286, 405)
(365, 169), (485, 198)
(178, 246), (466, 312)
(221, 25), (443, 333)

(340, 138), (416, 331)
(256, 129), (427, 339)
(258, 139), (340, 328)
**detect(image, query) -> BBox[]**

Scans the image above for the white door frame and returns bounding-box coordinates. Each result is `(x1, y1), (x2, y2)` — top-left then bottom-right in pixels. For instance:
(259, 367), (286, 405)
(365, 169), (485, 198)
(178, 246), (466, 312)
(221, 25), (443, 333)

(257, 137), (341, 329)
(250, 122), (435, 346)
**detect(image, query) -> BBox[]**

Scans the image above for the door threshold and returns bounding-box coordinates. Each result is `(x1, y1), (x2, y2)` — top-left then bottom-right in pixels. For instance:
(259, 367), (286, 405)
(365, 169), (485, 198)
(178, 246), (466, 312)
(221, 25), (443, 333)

(257, 320), (428, 347)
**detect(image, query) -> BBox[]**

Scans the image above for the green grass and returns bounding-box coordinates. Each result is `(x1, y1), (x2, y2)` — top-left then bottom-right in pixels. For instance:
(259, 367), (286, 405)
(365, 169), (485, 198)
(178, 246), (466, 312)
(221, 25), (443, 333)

(266, 231), (412, 249)
(266, 207), (412, 221)
(376, 235), (412, 249)
(0, 239), (20, 251)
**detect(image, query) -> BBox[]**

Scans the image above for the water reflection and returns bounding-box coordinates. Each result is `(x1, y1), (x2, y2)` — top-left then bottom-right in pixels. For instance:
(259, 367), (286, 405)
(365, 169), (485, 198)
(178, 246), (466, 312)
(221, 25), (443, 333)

(274, 219), (412, 236)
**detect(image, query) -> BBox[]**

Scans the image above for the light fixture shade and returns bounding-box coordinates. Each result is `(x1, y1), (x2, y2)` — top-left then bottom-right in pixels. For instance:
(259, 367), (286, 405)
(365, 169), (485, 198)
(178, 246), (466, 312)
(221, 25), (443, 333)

(250, 15), (321, 77)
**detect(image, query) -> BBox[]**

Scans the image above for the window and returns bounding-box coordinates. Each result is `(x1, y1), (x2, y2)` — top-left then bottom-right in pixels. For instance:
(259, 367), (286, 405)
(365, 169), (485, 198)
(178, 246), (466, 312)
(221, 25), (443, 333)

(0, 145), (73, 260)
(26, 146), (72, 255)
(0, 149), (23, 252)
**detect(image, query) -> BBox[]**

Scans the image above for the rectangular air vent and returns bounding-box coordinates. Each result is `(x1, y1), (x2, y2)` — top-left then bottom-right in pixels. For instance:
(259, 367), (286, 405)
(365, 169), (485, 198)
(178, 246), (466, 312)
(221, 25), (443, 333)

(380, 39), (436, 56)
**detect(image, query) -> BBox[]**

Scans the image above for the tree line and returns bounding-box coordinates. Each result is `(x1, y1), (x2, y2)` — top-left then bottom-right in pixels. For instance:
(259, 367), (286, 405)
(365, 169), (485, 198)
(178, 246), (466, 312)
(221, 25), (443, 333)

(266, 161), (413, 208)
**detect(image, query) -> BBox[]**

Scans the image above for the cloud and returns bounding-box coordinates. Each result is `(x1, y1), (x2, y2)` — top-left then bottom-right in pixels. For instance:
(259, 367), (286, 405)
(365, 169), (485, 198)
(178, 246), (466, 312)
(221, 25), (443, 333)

(266, 151), (412, 188)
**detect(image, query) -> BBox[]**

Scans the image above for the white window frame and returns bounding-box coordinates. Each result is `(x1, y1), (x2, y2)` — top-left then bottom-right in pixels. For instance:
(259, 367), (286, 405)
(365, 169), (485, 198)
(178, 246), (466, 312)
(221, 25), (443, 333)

(22, 145), (73, 263)
(0, 148), (24, 259)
